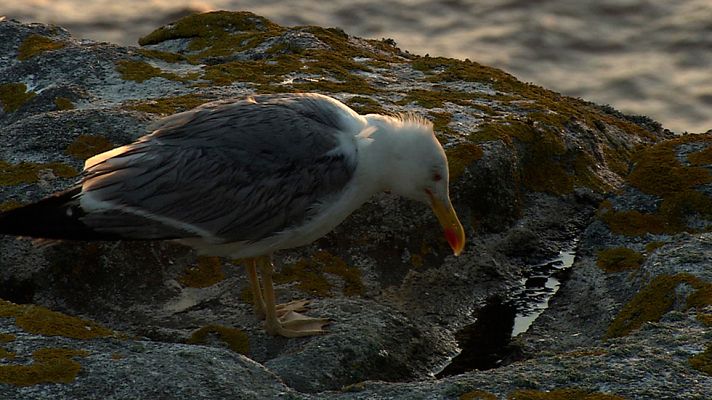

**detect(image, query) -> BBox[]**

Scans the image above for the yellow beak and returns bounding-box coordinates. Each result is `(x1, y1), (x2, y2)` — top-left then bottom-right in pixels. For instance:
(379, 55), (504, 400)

(428, 192), (465, 256)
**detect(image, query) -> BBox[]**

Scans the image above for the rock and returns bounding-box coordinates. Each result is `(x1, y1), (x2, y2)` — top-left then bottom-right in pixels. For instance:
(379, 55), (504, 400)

(2, 10), (707, 400)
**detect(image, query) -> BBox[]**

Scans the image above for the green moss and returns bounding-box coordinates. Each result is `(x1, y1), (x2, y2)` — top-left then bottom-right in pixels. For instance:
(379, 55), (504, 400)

(0, 299), (113, 339)
(508, 389), (625, 400)
(429, 111), (455, 139)
(413, 55), (656, 142)
(65, 135), (115, 160)
(644, 241), (666, 253)
(690, 344), (712, 375)
(125, 93), (209, 115)
(688, 144), (712, 166)
(460, 390), (497, 400)
(606, 273), (712, 338)
(0, 333), (15, 343)
(202, 52), (376, 94)
(202, 56), (301, 86)
(596, 247), (645, 273)
(512, 122), (572, 195)
(54, 97), (74, 111)
(0, 200), (23, 212)
(574, 153), (611, 193)
(137, 12), (399, 94)
(0, 160), (77, 186)
(601, 137), (712, 236)
(0, 83), (35, 113)
(446, 142), (484, 180)
(0, 348), (14, 359)
(275, 250), (364, 297)
(0, 348), (88, 386)
(396, 88), (475, 109)
(179, 256), (225, 288)
(600, 209), (670, 236)
(346, 96), (386, 115)
(115, 60), (197, 83)
(138, 11), (282, 54)
(658, 190), (712, 230)
(628, 137), (712, 198)
(17, 34), (65, 60)
(188, 324), (249, 355)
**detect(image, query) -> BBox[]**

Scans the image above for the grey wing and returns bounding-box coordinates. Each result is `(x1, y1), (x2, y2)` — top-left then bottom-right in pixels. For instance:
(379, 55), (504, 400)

(80, 94), (359, 242)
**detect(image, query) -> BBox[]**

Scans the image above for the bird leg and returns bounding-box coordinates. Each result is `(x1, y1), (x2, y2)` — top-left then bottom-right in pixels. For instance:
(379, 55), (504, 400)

(256, 256), (330, 337)
(245, 259), (266, 319)
(245, 259), (310, 319)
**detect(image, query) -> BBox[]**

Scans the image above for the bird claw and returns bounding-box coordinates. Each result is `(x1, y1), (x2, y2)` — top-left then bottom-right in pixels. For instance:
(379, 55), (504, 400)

(275, 299), (310, 317)
(265, 311), (330, 337)
(255, 299), (311, 320)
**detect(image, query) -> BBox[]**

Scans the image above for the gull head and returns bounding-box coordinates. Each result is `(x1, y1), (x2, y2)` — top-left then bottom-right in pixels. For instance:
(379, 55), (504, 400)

(362, 113), (466, 256)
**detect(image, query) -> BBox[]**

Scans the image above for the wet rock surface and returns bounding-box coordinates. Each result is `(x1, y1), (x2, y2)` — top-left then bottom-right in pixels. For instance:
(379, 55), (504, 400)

(1, 12), (709, 399)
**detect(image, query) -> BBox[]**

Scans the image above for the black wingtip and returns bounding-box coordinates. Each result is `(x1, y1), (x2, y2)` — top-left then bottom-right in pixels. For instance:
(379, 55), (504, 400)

(0, 187), (121, 241)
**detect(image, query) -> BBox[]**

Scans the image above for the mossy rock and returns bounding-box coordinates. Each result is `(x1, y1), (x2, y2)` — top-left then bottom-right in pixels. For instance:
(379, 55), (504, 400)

(17, 34), (66, 61)
(0, 299), (113, 339)
(600, 136), (712, 236)
(0, 160), (77, 186)
(0, 348), (88, 386)
(446, 142), (484, 180)
(459, 390), (497, 400)
(65, 135), (115, 160)
(596, 247), (644, 273)
(53, 97), (75, 111)
(125, 93), (210, 115)
(273, 250), (364, 297)
(689, 344), (712, 376)
(115, 60), (197, 83)
(179, 256), (225, 288)
(606, 273), (712, 338)
(508, 388), (625, 400)
(188, 324), (249, 355)
(0, 83), (36, 113)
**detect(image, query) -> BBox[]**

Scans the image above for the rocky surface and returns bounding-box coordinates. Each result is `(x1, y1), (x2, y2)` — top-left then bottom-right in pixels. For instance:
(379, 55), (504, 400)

(0, 11), (709, 400)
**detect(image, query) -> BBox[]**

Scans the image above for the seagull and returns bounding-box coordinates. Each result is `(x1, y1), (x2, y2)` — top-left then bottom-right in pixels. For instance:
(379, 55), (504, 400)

(0, 93), (465, 337)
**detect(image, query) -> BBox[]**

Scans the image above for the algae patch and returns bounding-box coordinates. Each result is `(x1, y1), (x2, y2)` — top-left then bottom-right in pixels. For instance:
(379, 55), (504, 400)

(274, 250), (364, 297)
(689, 344), (712, 376)
(606, 273), (712, 339)
(596, 247), (644, 273)
(115, 60), (197, 83)
(0, 333), (15, 343)
(0, 83), (35, 113)
(179, 256), (225, 288)
(17, 34), (65, 60)
(0, 160), (77, 186)
(125, 94), (209, 115)
(188, 325), (249, 355)
(446, 142), (484, 180)
(54, 97), (75, 111)
(508, 388), (625, 400)
(0, 299), (113, 339)
(65, 135), (115, 160)
(459, 390), (497, 400)
(600, 136), (712, 236)
(0, 348), (88, 386)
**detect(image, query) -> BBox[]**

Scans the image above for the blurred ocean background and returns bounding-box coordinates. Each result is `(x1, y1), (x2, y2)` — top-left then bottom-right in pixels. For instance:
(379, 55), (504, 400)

(2, 0), (710, 133)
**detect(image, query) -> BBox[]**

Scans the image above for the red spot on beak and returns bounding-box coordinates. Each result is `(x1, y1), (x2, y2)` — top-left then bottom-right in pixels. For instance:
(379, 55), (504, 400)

(445, 228), (459, 250)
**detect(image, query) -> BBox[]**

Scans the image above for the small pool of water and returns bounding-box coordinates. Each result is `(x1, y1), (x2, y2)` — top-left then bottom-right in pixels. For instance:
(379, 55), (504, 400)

(510, 244), (577, 337)
(436, 241), (578, 377)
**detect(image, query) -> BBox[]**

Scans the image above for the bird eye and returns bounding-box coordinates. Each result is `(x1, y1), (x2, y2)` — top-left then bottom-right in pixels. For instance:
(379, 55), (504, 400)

(432, 173), (442, 182)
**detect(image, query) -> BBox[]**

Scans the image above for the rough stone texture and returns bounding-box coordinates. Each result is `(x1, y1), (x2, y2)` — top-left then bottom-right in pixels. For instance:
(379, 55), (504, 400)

(1, 11), (708, 400)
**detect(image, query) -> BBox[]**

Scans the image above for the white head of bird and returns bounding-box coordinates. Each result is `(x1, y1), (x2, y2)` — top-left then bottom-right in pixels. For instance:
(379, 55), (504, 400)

(359, 113), (466, 256)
